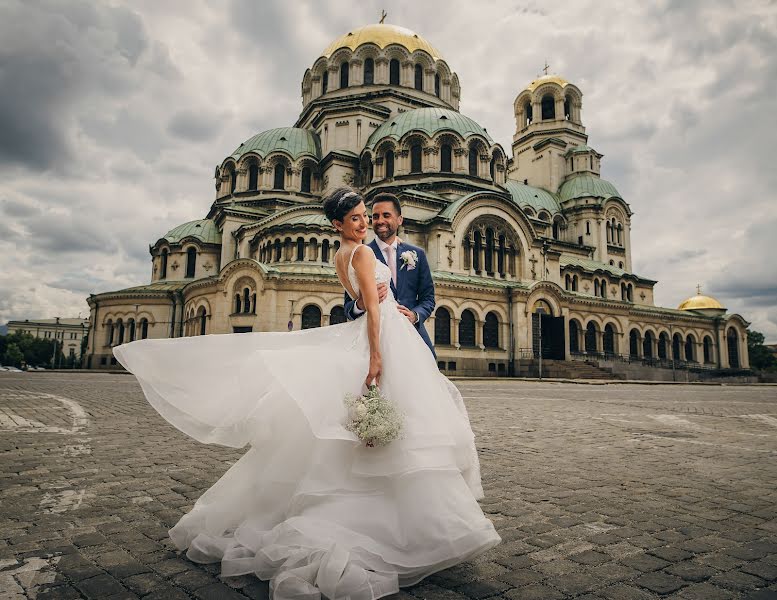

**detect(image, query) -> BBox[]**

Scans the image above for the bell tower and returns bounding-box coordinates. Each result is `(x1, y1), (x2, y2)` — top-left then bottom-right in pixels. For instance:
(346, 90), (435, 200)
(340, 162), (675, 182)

(507, 73), (587, 192)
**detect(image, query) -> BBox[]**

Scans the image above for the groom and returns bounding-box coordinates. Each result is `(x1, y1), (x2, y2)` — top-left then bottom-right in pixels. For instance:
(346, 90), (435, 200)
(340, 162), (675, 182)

(344, 193), (436, 356)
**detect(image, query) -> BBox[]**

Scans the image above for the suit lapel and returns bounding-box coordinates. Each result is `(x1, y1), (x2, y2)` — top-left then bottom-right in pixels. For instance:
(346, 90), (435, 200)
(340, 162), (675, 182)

(394, 242), (405, 295)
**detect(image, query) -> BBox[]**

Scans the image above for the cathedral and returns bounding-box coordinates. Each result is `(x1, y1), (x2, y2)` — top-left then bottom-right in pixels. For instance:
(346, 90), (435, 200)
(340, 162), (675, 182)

(85, 22), (750, 377)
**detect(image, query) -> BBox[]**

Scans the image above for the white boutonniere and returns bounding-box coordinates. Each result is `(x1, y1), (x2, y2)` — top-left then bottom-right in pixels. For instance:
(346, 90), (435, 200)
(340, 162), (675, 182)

(400, 250), (418, 271)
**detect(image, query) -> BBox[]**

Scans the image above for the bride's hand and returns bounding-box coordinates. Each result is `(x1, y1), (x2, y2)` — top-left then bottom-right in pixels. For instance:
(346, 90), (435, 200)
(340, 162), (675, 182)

(366, 353), (382, 388)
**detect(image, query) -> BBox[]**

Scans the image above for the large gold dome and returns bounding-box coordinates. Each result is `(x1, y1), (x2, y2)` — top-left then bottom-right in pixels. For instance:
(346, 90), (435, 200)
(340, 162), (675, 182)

(321, 24), (442, 60)
(678, 294), (725, 311)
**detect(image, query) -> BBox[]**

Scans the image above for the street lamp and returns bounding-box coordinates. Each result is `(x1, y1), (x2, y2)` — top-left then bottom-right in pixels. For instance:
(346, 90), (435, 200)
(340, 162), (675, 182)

(536, 305), (546, 380)
(50, 317), (60, 369)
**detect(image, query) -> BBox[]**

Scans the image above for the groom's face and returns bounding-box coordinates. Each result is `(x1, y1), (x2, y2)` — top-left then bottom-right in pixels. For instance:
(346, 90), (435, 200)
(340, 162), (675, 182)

(371, 201), (402, 243)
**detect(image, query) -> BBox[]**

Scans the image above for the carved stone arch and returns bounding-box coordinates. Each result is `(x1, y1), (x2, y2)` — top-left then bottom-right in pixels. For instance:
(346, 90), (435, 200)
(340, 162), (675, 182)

(450, 73), (460, 93)
(584, 314), (605, 330)
(266, 153), (292, 169)
(435, 59), (452, 80)
(433, 132), (464, 149)
(383, 44), (410, 63)
(482, 304), (509, 324)
(450, 195), (537, 250)
(525, 283), (564, 318)
(375, 139), (398, 155)
(434, 298), (459, 314)
(302, 69), (312, 90)
(467, 137), (488, 153)
(514, 91), (533, 113)
(410, 50), (434, 70)
(533, 82), (565, 102)
(456, 300), (487, 321)
(237, 152), (262, 170)
(399, 132), (430, 151)
(563, 85), (583, 105)
(329, 48), (353, 67)
(354, 43), (380, 61)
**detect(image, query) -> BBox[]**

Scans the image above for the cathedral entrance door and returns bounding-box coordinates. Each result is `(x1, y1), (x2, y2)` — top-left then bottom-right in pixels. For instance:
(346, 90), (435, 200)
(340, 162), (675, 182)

(531, 301), (565, 360)
(233, 326), (253, 333)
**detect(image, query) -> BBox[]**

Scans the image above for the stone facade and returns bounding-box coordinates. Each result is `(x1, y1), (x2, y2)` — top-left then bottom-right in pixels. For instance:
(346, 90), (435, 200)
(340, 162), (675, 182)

(7, 318), (89, 364)
(85, 23), (750, 374)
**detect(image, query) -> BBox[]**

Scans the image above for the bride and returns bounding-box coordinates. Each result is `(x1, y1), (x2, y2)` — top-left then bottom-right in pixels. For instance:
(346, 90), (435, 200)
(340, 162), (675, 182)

(113, 187), (501, 599)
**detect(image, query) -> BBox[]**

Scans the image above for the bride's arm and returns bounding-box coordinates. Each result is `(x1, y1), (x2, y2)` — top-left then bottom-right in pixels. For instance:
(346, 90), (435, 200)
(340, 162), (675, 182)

(352, 246), (381, 387)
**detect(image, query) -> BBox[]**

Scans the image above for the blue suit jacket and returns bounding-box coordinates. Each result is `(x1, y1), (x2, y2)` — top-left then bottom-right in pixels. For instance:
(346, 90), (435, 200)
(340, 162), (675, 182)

(344, 239), (436, 356)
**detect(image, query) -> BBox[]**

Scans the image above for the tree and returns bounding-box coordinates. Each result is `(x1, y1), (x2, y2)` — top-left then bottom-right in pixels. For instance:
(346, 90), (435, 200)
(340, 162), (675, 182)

(4, 343), (24, 368)
(747, 329), (777, 372)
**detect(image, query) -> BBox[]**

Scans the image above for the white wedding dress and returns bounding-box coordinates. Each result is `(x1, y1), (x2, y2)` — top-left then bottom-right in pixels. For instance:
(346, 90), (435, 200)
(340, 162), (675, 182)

(113, 245), (500, 599)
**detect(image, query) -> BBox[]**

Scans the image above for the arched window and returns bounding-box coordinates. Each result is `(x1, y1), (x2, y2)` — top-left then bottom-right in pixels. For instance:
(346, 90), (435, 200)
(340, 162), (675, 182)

(198, 307), (207, 336)
(243, 288), (251, 314)
(572, 275), (578, 291)
(594, 280), (600, 297)
(185, 247), (196, 278)
(564, 97), (571, 120)
(229, 167), (237, 194)
(321, 70), (328, 94)
(459, 310), (476, 347)
(410, 143), (422, 173)
(552, 221), (560, 240)
(703, 336), (713, 364)
(604, 324), (615, 355)
(440, 143), (452, 172)
(127, 318), (135, 342)
(106, 320), (114, 345)
(340, 61), (349, 88)
(498, 235), (506, 275)
(434, 307), (451, 346)
(251, 292), (256, 314)
(685, 335), (695, 362)
(234, 294), (241, 314)
(385, 150), (394, 178)
(658, 333), (669, 359)
(472, 230), (482, 271)
(585, 323), (597, 353)
(643, 331), (654, 359)
(273, 163), (285, 190)
(140, 318), (148, 340)
(160, 249), (168, 280)
(301, 305), (322, 329)
(569, 320), (580, 353)
(629, 329), (639, 358)
(434, 73), (440, 97)
(484, 228), (494, 273)
(727, 329), (740, 368)
(364, 58), (374, 85)
(489, 157), (496, 181)
(248, 163), (259, 190)
(389, 59), (400, 85)
(274, 240), (282, 262)
(672, 334), (682, 361)
(296, 237), (305, 261)
(330, 306), (346, 325)
(301, 167), (312, 193)
(601, 279), (607, 299)
(483, 312), (499, 349)
(321, 239), (330, 263)
(524, 102), (532, 126)
(414, 64), (423, 90)
(606, 222), (612, 244)
(565, 274), (571, 290)
(117, 320), (125, 345)
(617, 224), (623, 245)
(586, 221), (591, 235)
(627, 284), (633, 302)
(468, 147), (478, 176)
(541, 94), (555, 120)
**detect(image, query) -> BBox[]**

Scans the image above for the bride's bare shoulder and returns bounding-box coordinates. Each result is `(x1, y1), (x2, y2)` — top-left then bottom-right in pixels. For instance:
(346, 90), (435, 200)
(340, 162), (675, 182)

(350, 244), (375, 268)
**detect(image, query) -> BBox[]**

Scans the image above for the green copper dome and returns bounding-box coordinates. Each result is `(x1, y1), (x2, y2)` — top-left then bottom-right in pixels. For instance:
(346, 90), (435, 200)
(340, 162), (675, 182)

(230, 127), (321, 162)
(162, 219), (221, 245)
(365, 108), (493, 150)
(559, 174), (621, 202)
(504, 180), (561, 215)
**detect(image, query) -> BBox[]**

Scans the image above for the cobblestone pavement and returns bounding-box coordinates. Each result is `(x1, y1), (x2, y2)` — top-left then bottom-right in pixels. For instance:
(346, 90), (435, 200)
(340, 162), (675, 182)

(1, 373), (776, 600)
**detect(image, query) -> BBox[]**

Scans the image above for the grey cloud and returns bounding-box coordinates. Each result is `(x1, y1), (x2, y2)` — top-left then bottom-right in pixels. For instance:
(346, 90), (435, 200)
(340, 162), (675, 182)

(168, 110), (222, 142)
(0, 198), (40, 218)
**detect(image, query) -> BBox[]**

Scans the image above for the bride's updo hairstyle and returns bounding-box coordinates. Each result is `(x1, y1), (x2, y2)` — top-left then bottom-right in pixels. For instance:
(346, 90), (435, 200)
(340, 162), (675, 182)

(323, 187), (364, 224)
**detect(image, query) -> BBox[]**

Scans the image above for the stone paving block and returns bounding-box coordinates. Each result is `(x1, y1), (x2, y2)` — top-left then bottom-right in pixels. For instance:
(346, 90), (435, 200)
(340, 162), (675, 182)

(194, 582), (248, 600)
(172, 568), (219, 591)
(742, 590), (777, 600)
(495, 568), (544, 587)
(664, 560), (718, 582)
(620, 553), (671, 572)
(710, 570), (767, 591)
(453, 580), (509, 598)
(676, 582), (736, 599)
(570, 549), (611, 565)
(75, 573), (128, 598)
(501, 583), (565, 600)
(598, 583), (659, 600)
(122, 572), (169, 596)
(36, 585), (85, 600)
(544, 572), (602, 595)
(742, 560), (777, 582)
(634, 571), (687, 594)
(648, 546), (694, 562)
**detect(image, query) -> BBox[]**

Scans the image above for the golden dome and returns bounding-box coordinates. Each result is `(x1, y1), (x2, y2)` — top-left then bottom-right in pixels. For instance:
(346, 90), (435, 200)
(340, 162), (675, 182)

(678, 294), (725, 311)
(321, 24), (442, 60)
(526, 74), (570, 92)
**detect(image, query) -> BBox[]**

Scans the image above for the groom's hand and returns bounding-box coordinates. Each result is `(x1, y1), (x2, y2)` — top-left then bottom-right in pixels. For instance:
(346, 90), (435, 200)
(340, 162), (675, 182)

(397, 305), (418, 324)
(356, 283), (388, 310)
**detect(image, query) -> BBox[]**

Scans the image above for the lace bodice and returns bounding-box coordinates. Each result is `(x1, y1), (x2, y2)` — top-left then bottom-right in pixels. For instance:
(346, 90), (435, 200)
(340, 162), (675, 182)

(347, 245), (393, 301)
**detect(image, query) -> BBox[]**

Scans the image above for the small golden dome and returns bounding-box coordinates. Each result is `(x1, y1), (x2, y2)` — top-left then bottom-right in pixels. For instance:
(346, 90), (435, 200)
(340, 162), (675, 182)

(678, 294), (725, 311)
(321, 24), (442, 60)
(526, 74), (570, 92)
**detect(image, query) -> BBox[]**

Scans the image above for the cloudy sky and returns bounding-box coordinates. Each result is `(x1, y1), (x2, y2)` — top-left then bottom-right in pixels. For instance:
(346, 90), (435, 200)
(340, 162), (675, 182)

(1, 0), (775, 340)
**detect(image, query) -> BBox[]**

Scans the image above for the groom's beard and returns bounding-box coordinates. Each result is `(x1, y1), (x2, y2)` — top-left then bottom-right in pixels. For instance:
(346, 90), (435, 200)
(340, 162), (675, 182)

(374, 225), (397, 243)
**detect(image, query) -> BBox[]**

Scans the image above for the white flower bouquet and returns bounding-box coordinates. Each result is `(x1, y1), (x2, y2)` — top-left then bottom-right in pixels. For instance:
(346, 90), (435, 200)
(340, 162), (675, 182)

(344, 385), (403, 447)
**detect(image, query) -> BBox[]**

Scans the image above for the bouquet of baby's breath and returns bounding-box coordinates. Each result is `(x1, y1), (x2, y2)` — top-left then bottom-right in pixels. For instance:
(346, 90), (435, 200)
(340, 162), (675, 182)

(344, 384), (403, 447)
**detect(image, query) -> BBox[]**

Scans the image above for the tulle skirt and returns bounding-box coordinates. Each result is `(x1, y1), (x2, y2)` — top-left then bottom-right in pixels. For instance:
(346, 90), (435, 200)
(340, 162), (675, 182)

(114, 300), (500, 599)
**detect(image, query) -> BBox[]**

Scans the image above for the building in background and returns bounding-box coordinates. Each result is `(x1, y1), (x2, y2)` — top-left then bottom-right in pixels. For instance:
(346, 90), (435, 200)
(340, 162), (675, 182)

(7, 318), (89, 366)
(85, 22), (750, 377)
